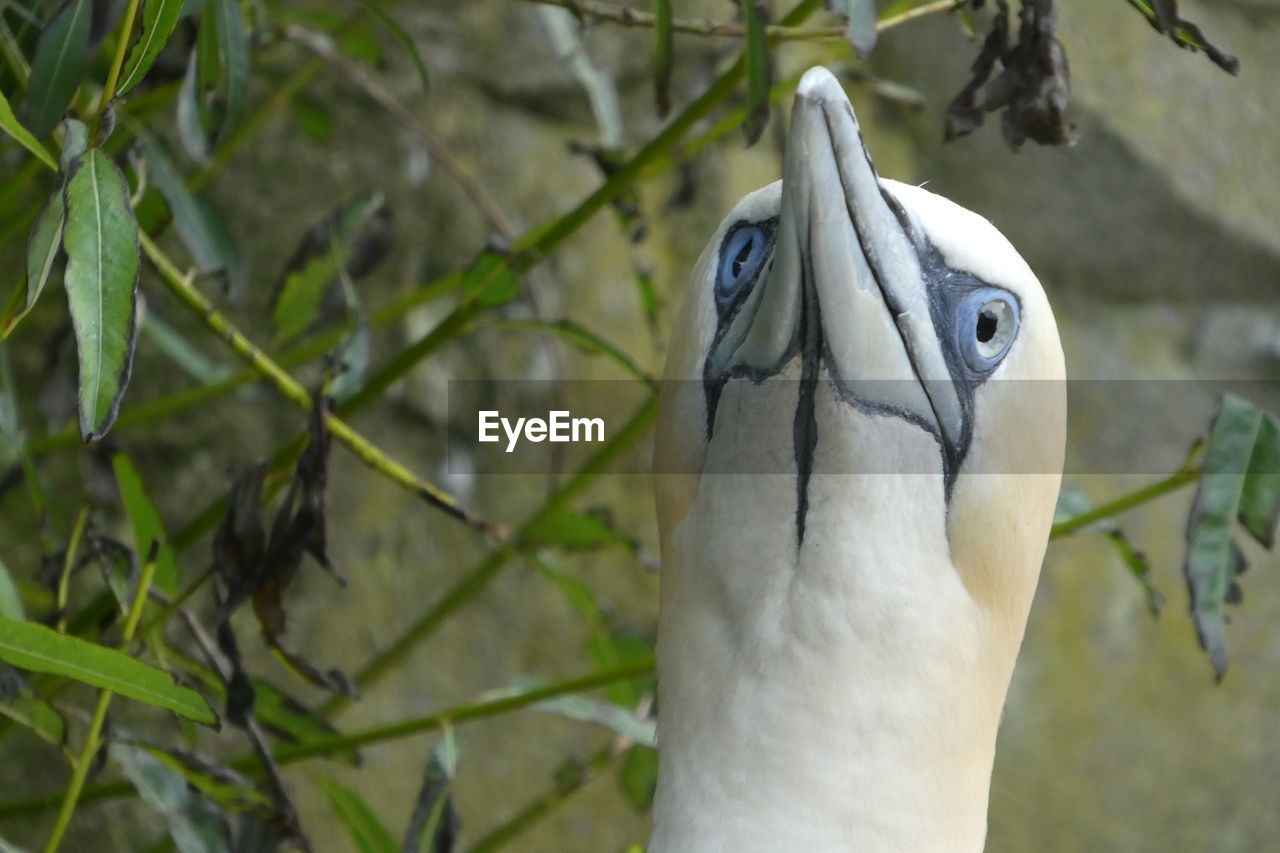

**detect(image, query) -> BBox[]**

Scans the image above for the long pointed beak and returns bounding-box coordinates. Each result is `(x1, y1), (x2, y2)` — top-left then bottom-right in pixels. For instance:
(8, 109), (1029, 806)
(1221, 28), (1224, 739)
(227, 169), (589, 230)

(735, 68), (965, 457)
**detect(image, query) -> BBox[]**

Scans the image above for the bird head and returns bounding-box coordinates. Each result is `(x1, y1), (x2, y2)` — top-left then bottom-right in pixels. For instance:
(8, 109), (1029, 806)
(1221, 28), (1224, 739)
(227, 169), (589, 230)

(656, 66), (1065, 619)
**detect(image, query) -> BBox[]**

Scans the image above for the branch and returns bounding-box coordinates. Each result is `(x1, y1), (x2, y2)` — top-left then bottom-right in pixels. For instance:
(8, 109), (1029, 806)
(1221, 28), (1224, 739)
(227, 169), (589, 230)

(92, 0), (143, 142)
(1050, 468), (1201, 540)
(519, 0), (959, 40)
(138, 232), (506, 540)
(0, 659), (656, 819)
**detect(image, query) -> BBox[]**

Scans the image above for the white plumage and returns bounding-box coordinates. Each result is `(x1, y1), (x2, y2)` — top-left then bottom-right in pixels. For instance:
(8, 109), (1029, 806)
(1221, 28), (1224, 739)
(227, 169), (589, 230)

(652, 68), (1066, 851)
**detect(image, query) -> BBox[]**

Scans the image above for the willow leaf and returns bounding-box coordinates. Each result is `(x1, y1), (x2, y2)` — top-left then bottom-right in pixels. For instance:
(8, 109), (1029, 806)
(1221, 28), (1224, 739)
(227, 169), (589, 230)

(0, 89), (56, 169)
(210, 0), (248, 144)
(739, 0), (770, 145)
(1184, 394), (1261, 680)
(135, 129), (243, 294)
(1, 187), (64, 341)
(316, 777), (396, 853)
(24, 0), (91, 138)
(117, 0), (186, 95)
(0, 617), (217, 723)
(113, 453), (179, 596)
(1238, 412), (1280, 549)
(825, 0), (878, 58)
(62, 148), (140, 441)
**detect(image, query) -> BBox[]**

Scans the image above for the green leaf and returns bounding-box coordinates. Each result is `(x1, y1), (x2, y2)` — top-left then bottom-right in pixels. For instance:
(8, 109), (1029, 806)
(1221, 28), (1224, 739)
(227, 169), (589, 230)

(139, 307), (230, 384)
(1102, 530), (1163, 617)
(1184, 394), (1262, 680)
(289, 97), (332, 142)
(337, 27), (382, 66)
(652, 0), (672, 116)
(495, 319), (652, 386)
(1, 186), (63, 341)
(632, 263), (661, 338)
(62, 148), (140, 441)
(532, 552), (650, 708)
(113, 453), (179, 596)
(591, 631), (653, 710)
(132, 743), (271, 814)
(1120, 0), (1239, 75)
(110, 741), (233, 852)
(0, 344), (18, 466)
(1054, 488), (1163, 614)
(826, 0), (878, 58)
(175, 48), (208, 163)
(0, 89), (56, 169)
(209, 0), (248, 145)
(135, 129), (243, 295)
(0, 555), (22, 620)
(462, 251), (518, 308)
(251, 678), (357, 764)
(0, 617), (217, 722)
(349, 0), (429, 93)
(618, 744), (658, 812)
(1238, 412), (1280, 549)
(315, 777), (397, 853)
(403, 735), (459, 853)
(523, 508), (629, 551)
(271, 194), (390, 346)
(739, 0), (770, 145)
(117, 0), (185, 96)
(0, 689), (67, 747)
(272, 253), (338, 347)
(24, 0), (91, 138)
(174, 650), (358, 763)
(329, 282), (369, 403)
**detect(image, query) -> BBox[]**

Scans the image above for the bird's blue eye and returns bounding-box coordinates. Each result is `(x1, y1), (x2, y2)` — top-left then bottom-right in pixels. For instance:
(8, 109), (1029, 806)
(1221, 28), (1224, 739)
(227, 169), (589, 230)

(716, 223), (769, 304)
(957, 287), (1019, 374)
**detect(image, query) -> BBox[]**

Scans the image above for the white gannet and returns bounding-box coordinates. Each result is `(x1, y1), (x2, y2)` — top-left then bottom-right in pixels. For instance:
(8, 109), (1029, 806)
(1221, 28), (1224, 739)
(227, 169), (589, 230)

(652, 67), (1066, 852)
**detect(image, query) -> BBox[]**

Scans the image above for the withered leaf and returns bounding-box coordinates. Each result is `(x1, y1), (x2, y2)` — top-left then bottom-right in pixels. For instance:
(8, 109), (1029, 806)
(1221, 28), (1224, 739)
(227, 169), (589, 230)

(213, 462), (268, 605)
(1124, 0), (1239, 75)
(403, 739), (460, 853)
(945, 0), (1075, 149)
(211, 396), (353, 706)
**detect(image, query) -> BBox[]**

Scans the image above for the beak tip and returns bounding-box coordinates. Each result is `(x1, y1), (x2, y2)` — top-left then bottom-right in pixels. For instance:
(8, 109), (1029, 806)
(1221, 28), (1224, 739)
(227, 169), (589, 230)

(796, 67), (848, 108)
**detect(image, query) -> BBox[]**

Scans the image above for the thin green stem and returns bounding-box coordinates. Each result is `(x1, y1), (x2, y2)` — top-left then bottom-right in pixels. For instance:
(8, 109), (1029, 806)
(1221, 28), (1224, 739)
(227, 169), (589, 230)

(92, 0), (143, 142)
(0, 18), (31, 87)
(466, 743), (619, 853)
(41, 688), (110, 852)
(522, 0), (954, 41)
(54, 505), (89, 633)
(284, 658), (654, 762)
(1050, 469), (1201, 539)
(42, 553), (158, 852)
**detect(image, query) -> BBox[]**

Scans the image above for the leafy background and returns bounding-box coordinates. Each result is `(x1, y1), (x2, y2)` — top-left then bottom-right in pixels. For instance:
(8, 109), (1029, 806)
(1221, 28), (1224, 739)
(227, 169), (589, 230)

(0, 0), (1277, 851)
